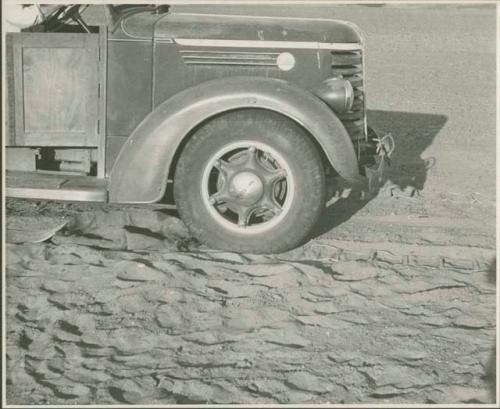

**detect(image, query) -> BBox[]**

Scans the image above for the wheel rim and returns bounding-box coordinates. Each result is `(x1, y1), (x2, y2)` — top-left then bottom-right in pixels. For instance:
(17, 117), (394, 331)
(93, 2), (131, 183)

(201, 140), (295, 234)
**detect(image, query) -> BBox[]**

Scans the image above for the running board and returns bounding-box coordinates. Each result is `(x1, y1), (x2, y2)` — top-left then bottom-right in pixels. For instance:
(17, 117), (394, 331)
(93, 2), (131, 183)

(6, 171), (107, 202)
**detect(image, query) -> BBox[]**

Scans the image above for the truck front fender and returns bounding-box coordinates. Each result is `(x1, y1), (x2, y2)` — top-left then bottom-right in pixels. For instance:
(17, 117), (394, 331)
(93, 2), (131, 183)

(109, 76), (362, 203)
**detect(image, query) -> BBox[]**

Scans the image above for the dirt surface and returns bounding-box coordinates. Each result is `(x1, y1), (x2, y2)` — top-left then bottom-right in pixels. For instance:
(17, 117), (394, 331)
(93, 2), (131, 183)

(5, 199), (496, 405)
(4, 4), (497, 406)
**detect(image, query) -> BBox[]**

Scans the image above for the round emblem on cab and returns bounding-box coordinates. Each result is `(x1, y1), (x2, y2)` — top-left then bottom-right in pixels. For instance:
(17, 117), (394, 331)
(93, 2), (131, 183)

(277, 52), (296, 71)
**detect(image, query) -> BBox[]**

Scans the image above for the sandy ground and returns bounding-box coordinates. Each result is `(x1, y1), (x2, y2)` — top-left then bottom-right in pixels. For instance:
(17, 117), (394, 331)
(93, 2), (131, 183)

(4, 202), (497, 404)
(4, 4), (497, 406)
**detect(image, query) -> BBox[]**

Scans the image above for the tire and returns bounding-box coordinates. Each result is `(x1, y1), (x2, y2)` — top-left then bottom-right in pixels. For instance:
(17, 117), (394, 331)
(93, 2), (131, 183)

(173, 109), (326, 254)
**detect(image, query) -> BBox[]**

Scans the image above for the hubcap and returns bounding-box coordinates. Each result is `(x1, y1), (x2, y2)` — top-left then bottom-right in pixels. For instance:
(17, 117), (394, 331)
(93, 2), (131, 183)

(201, 141), (295, 234)
(228, 171), (264, 205)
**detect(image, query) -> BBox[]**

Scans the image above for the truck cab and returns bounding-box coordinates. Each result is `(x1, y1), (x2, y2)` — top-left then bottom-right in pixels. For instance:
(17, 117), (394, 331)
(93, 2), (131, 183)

(5, 5), (387, 253)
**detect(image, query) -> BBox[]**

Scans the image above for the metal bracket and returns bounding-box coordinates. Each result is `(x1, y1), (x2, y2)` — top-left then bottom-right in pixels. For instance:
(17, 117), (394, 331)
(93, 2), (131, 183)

(362, 132), (395, 199)
(374, 133), (395, 165)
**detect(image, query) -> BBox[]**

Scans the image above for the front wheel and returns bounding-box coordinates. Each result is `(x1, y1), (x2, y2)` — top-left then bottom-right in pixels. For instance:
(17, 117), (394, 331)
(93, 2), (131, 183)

(174, 109), (326, 254)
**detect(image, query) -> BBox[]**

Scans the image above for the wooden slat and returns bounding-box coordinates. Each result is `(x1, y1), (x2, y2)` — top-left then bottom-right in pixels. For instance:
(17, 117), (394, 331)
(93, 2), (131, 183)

(5, 148), (37, 172)
(5, 34), (16, 145)
(13, 34), (25, 145)
(97, 26), (108, 178)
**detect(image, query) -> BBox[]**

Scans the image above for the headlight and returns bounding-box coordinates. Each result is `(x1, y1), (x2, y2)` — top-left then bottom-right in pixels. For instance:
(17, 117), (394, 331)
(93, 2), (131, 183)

(344, 79), (354, 111)
(311, 78), (354, 114)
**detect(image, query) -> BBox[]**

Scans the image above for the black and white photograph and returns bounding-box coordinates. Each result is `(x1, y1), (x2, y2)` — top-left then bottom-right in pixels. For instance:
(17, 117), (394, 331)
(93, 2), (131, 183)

(2, 0), (498, 406)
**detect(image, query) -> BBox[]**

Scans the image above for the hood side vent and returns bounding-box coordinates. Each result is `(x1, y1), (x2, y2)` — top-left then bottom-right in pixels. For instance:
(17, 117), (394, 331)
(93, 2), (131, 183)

(180, 50), (280, 67)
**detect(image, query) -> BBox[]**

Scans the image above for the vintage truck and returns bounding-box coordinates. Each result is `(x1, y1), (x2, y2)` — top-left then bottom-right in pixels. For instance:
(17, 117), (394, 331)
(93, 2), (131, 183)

(5, 4), (391, 253)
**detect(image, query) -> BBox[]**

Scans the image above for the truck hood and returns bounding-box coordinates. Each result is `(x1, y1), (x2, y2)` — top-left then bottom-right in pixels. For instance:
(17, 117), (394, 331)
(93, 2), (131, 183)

(121, 11), (363, 44)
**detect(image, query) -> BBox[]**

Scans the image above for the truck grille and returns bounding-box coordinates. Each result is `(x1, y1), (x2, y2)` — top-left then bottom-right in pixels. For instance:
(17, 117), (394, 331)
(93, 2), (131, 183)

(331, 50), (367, 147)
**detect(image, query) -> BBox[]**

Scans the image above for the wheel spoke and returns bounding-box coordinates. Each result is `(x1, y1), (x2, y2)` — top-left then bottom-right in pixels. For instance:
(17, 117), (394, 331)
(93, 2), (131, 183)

(244, 146), (260, 170)
(260, 195), (283, 216)
(208, 190), (231, 205)
(263, 168), (287, 186)
(245, 148), (287, 186)
(236, 205), (258, 228)
(214, 159), (237, 180)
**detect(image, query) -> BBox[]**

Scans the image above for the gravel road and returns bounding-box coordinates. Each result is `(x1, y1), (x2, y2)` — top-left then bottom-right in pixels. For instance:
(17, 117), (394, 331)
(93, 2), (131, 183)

(4, 3), (497, 406)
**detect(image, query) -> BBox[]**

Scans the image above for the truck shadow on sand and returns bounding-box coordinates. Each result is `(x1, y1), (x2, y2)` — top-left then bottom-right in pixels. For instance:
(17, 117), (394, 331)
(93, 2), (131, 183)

(313, 109), (448, 237)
